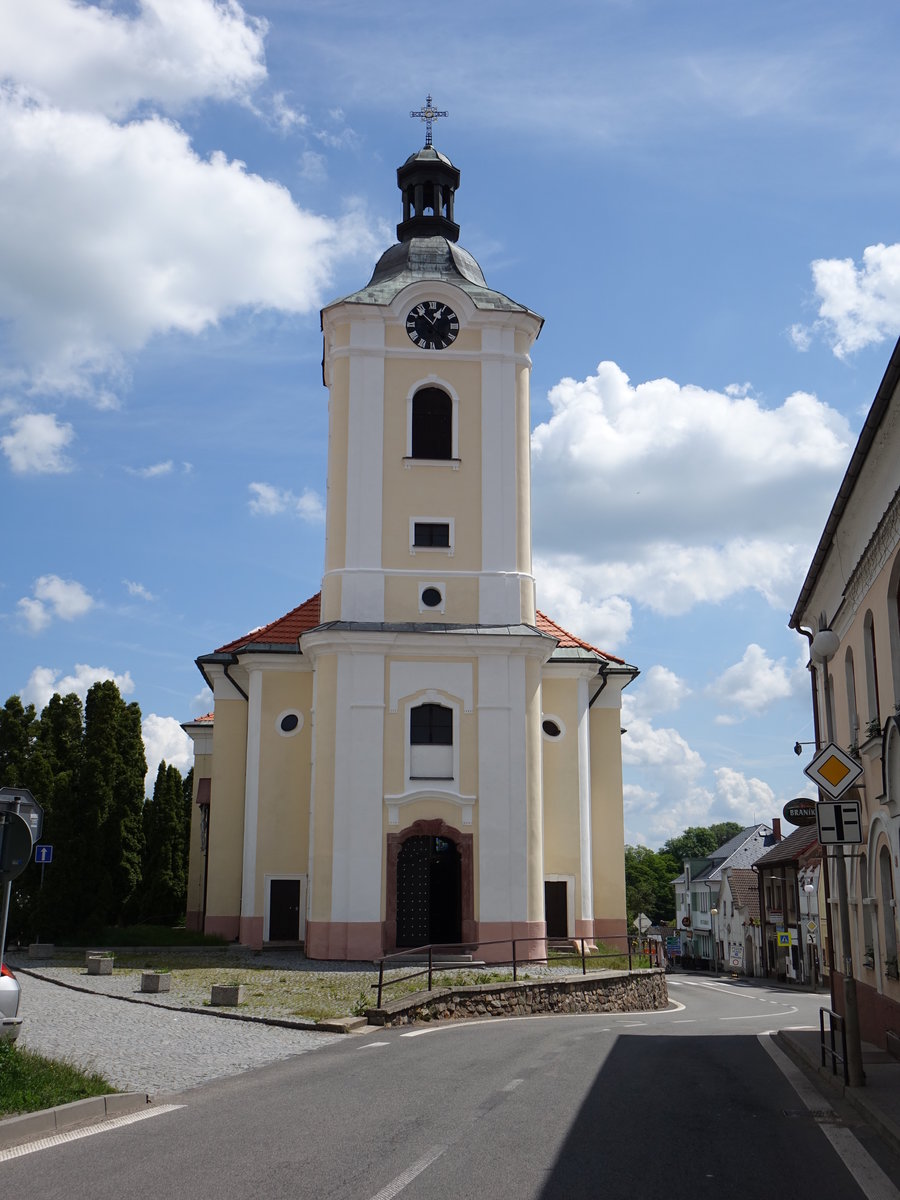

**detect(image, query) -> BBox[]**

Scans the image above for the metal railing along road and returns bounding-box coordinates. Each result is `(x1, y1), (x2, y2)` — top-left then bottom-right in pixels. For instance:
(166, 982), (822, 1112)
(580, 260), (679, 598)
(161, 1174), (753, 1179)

(820, 1005), (849, 1084)
(373, 934), (661, 1008)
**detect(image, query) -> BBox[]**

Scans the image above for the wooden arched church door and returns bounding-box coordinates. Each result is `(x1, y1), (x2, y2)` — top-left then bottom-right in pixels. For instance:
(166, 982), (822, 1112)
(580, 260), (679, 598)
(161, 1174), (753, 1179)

(396, 834), (462, 947)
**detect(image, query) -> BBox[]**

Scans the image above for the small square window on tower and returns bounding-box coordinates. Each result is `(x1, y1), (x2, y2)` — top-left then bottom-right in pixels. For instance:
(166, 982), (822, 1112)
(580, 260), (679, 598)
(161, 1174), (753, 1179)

(411, 518), (453, 553)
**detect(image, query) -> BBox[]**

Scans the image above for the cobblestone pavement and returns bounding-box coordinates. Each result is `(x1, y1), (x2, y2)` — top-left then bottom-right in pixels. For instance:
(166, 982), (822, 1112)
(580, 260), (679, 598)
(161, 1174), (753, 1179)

(14, 971), (343, 1095)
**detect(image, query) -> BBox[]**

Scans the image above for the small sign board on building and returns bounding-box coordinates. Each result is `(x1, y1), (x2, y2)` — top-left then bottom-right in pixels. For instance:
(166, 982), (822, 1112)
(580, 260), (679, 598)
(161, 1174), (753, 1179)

(783, 798), (817, 827)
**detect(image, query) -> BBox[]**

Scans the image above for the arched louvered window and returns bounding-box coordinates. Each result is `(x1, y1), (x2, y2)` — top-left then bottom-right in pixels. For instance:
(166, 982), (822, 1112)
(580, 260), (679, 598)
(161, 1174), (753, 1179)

(411, 387), (452, 460)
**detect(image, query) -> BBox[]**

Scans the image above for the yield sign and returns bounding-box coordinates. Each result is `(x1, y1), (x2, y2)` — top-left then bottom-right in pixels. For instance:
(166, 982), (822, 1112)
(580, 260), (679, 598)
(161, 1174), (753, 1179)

(803, 742), (863, 800)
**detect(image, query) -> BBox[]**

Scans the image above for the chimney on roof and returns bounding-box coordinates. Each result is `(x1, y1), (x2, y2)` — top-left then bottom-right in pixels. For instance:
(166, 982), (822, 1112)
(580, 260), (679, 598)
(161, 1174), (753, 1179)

(773, 817), (782, 842)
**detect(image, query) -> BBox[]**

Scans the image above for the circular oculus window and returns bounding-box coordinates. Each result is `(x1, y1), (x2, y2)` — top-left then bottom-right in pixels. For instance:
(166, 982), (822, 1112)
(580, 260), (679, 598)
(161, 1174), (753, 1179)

(276, 710), (303, 736)
(542, 717), (564, 739)
(421, 586), (443, 608)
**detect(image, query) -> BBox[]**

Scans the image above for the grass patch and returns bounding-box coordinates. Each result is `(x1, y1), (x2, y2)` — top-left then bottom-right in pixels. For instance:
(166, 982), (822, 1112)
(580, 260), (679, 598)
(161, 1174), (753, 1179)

(0, 1040), (116, 1118)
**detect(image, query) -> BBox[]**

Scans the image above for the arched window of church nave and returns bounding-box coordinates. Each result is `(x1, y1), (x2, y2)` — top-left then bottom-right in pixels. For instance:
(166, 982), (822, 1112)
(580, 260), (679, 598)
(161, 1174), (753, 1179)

(844, 647), (860, 747)
(863, 610), (881, 734)
(888, 552), (900, 710)
(411, 386), (452, 460)
(878, 844), (898, 976)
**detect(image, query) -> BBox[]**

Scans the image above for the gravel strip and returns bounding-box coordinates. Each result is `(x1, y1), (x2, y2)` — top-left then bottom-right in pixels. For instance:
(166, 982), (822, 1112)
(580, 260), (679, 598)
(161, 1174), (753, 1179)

(15, 972), (342, 1095)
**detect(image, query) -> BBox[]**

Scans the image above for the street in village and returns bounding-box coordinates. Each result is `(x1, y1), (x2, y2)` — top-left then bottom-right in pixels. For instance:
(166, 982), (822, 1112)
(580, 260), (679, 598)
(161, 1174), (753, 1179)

(3, 971), (900, 1200)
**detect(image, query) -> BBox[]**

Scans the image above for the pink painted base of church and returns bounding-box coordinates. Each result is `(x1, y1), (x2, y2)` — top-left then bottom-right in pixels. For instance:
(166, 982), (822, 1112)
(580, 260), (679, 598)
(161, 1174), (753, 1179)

(240, 916), (264, 949)
(475, 921), (547, 962)
(217, 914), (629, 961)
(305, 921), (384, 961)
(205, 914), (239, 942)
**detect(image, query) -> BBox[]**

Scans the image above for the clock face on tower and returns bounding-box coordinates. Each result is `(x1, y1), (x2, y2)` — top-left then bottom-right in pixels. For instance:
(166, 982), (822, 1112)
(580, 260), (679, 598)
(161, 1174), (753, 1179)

(406, 301), (459, 350)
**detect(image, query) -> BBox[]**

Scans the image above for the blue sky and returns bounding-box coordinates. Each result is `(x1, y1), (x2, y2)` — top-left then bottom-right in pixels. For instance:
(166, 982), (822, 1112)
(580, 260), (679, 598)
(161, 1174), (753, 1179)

(2, 0), (900, 847)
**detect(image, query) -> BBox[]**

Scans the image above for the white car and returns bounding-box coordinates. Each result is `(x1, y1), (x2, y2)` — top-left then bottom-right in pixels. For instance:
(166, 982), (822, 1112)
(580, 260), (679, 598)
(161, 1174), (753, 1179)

(1, 961), (22, 1040)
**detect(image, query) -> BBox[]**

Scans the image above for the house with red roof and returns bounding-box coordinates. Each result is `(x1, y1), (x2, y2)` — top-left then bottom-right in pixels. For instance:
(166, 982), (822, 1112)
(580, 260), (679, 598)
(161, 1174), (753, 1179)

(183, 134), (638, 960)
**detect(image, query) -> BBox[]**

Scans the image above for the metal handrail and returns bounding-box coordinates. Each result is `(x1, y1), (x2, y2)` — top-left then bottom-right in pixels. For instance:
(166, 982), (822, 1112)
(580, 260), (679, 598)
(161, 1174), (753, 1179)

(820, 1006), (848, 1084)
(373, 934), (659, 1007)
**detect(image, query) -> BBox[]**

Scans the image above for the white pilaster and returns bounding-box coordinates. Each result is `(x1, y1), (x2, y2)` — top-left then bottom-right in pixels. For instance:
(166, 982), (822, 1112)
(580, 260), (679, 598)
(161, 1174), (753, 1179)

(577, 675), (594, 920)
(480, 327), (519, 624)
(331, 650), (385, 921)
(240, 667), (262, 922)
(343, 320), (385, 620)
(477, 654), (528, 921)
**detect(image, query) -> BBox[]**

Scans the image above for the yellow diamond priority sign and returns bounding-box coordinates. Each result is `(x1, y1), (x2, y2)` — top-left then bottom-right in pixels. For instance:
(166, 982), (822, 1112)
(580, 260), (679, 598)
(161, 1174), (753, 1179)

(803, 742), (863, 799)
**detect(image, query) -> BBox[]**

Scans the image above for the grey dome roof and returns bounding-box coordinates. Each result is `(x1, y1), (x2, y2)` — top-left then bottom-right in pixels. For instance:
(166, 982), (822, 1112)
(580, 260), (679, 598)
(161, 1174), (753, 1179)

(404, 145), (455, 168)
(327, 235), (540, 320)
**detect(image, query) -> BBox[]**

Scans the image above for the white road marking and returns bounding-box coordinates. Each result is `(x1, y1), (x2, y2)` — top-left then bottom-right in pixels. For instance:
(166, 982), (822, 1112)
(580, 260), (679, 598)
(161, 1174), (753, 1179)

(359, 1041), (390, 1049)
(503, 1079), (524, 1091)
(366, 1145), (447, 1200)
(623, 1022), (646, 1027)
(720, 1006), (797, 1021)
(400, 1030), (433, 1038)
(673, 1019), (696, 1024)
(0, 1105), (184, 1161)
(758, 1034), (900, 1200)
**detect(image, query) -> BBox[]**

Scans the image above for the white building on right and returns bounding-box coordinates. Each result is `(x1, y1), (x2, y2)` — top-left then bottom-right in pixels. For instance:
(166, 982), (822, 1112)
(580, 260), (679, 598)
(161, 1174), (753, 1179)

(789, 334), (900, 1051)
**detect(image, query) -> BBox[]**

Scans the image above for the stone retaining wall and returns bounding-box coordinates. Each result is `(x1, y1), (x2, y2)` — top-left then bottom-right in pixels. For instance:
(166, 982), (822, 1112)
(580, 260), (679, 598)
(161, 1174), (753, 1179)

(367, 969), (667, 1027)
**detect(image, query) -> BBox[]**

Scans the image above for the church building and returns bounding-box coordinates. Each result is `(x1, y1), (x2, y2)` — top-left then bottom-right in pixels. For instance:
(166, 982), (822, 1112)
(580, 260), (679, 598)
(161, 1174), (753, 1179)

(184, 105), (638, 961)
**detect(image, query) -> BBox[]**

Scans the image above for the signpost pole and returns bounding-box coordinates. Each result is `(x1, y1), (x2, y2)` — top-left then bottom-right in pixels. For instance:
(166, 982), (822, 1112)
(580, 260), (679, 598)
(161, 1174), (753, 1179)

(833, 845), (865, 1087)
(0, 815), (10, 964)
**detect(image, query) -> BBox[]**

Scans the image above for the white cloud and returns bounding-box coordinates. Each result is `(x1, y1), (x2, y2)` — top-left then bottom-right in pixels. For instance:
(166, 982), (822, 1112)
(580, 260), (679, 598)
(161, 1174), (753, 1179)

(18, 574), (94, 632)
(0, 0), (267, 118)
(534, 555), (632, 649)
(531, 363), (852, 617)
(713, 766), (775, 825)
(127, 461), (174, 478)
(0, 88), (378, 397)
(21, 662), (134, 711)
(1, 412), (74, 473)
(248, 482), (325, 523)
(708, 643), (795, 716)
(620, 701), (705, 780)
(627, 665), (690, 718)
(793, 243), (900, 359)
(124, 580), (155, 601)
(142, 712), (194, 795)
(191, 686), (214, 713)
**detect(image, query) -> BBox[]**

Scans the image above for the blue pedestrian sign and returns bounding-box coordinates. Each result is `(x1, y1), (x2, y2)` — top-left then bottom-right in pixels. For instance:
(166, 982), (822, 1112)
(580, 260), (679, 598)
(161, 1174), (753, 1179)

(34, 844), (53, 864)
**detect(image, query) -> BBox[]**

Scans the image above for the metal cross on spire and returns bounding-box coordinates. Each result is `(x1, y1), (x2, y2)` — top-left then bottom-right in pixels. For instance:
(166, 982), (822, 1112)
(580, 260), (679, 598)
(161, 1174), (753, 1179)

(409, 94), (447, 147)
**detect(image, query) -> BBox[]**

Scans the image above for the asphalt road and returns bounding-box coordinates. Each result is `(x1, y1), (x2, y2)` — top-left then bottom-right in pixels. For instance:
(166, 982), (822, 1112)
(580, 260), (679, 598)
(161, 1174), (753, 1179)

(5, 976), (899, 1200)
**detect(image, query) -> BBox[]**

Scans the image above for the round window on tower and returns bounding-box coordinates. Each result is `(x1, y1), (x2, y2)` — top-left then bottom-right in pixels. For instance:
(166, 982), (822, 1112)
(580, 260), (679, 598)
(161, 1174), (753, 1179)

(419, 584), (445, 612)
(542, 716), (565, 740)
(276, 709), (303, 737)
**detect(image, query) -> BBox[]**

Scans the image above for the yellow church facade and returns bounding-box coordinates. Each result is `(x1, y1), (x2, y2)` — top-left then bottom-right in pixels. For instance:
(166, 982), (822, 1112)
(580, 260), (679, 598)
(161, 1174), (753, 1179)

(184, 131), (637, 961)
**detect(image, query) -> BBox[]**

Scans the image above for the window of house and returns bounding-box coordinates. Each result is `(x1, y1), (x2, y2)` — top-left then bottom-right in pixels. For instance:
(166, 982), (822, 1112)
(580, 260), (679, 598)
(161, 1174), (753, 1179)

(413, 521), (451, 549)
(409, 702), (453, 779)
(864, 610), (881, 731)
(845, 647), (859, 747)
(411, 387), (452, 459)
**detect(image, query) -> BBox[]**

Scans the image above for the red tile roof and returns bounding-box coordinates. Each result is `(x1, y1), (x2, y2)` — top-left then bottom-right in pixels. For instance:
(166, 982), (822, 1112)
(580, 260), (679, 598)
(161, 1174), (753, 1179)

(754, 825), (819, 868)
(212, 593), (623, 664)
(534, 609), (625, 664)
(215, 593), (322, 653)
(727, 868), (760, 922)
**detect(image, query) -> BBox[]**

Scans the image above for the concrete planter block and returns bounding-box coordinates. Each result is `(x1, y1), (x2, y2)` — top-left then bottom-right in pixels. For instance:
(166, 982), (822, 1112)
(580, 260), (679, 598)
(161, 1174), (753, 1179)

(27, 943), (54, 959)
(210, 983), (244, 1006)
(85, 950), (108, 964)
(87, 955), (113, 975)
(141, 972), (171, 993)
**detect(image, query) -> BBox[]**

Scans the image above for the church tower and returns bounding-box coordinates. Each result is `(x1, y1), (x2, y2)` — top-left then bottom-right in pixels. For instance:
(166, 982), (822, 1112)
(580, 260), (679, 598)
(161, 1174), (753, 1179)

(186, 103), (637, 961)
(305, 105), (551, 958)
